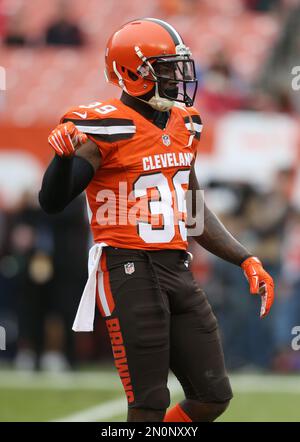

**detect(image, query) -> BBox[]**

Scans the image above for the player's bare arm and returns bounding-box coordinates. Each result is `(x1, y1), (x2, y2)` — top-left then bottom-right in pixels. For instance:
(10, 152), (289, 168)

(39, 122), (101, 214)
(188, 163), (274, 318)
(188, 163), (251, 266)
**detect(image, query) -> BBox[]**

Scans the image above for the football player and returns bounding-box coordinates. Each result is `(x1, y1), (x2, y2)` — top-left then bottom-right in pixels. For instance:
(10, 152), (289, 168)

(39, 18), (274, 422)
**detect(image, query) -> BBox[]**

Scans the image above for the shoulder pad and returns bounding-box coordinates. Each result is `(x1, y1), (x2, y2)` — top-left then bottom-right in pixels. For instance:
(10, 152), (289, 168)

(61, 100), (136, 143)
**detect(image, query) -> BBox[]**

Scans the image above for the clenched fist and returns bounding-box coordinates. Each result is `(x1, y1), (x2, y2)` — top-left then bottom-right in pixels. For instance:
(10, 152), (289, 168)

(48, 121), (88, 157)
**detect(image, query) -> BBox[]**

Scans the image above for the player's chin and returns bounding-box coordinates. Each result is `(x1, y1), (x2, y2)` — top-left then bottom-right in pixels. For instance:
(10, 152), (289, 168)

(165, 87), (179, 99)
(159, 85), (179, 100)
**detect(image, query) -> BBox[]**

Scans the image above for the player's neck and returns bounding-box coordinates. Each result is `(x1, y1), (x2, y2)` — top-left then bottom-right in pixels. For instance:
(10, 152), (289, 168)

(120, 92), (158, 120)
(120, 92), (170, 129)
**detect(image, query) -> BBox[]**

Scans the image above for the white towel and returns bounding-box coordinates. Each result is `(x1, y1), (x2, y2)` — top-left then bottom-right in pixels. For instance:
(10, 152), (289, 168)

(72, 242), (108, 332)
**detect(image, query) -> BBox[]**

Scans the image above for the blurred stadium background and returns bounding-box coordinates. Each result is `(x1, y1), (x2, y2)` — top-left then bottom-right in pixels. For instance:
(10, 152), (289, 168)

(1, 0), (300, 422)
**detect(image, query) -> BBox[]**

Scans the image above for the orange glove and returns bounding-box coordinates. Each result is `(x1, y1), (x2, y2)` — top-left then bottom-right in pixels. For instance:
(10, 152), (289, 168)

(241, 256), (274, 318)
(48, 121), (88, 157)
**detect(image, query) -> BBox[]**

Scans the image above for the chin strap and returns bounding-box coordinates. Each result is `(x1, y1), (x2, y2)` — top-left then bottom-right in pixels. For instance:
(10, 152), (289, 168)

(148, 93), (174, 112)
(139, 83), (175, 112)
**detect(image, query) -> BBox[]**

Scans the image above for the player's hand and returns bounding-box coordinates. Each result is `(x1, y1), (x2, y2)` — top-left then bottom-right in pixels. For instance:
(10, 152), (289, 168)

(48, 122), (88, 157)
(241, 256), (274, 318)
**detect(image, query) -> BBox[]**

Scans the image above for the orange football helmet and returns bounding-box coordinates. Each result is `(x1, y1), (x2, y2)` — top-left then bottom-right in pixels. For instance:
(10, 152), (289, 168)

(104, 18), (198, 111)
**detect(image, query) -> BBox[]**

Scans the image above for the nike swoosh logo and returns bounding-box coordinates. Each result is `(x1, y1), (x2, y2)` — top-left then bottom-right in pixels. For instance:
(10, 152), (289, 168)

(72, 111), (87, 119)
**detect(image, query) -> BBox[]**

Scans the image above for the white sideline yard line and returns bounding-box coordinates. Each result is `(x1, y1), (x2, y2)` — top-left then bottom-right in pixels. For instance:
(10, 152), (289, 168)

(53, 397), (127, 422)
(53, 378), (183, 422)
(52, 375), (300, 422)
(0, 370), (299, 422)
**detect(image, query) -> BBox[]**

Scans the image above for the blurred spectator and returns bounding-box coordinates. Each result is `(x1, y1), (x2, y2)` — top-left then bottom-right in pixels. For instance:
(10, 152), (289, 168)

(4, 192), (90, 371)
(191, 182), (274, 369)
(191, 169), (299, 371)
(244, 0), (280, 11)
(0, 207), (18, 361)
(258, 4), (300, 114)
(0, 1), (5, 42)
(197, 51), (247, 118)
(45, 10), (84, 47)
(246, 88), (295, 114)
(3, 10), (28, 46)
(272, 209), (300, 372)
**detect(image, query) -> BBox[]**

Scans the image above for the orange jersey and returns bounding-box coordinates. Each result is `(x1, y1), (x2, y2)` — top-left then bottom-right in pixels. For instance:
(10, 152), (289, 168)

(61, 98), (202, 250)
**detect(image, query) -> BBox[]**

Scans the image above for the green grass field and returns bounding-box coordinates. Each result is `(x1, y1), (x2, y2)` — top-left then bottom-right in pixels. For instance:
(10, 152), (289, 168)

(0, 370), (299, 422)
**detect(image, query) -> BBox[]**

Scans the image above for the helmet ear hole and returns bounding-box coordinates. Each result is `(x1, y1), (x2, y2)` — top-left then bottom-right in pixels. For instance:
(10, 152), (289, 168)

(128, 70), (139, 81)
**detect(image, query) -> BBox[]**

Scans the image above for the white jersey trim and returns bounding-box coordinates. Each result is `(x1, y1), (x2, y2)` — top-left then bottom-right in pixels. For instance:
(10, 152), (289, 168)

(75, 125), (136, 135)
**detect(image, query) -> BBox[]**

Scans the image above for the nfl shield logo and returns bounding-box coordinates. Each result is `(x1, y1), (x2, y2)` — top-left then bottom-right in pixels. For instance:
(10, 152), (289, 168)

(124, 262), (135, 275)
(162, 134), (171, 147)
